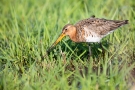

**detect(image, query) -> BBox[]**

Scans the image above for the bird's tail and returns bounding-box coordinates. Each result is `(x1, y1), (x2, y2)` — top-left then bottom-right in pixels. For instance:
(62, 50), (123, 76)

(116, 20), (128, 26)
(125, 20), (128, 24)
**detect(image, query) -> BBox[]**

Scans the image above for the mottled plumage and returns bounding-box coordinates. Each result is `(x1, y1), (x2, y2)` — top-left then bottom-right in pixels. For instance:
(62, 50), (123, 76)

(47, 15), (128, 56)
(63, 16), (128, 42)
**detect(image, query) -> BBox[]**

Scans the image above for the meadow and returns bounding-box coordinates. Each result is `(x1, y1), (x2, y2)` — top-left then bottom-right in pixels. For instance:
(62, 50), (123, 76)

(0, 0), (135, 90)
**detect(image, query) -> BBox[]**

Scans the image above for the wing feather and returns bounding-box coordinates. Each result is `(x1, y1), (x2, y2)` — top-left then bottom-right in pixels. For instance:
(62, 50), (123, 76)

(75, 18), (128, 36)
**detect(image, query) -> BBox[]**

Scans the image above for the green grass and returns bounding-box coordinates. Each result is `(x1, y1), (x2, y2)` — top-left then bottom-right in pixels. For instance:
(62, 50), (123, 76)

(0, 0), (135, 90)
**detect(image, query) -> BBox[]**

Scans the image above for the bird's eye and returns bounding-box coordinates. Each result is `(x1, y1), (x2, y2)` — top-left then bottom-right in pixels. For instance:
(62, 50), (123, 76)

(65, 28), (67, 30)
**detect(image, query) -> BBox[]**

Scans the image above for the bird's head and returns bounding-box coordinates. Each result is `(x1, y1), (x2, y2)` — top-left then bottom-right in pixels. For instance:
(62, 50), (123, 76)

(47, 24), (76, 52)
(62, 24), (76, 36)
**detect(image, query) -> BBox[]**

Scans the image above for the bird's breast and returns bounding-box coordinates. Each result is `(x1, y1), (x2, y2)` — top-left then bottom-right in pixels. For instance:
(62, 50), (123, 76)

(82, 27), (102, 42)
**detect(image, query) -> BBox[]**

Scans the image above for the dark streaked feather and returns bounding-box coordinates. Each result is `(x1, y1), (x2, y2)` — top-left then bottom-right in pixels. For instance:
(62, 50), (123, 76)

(75, 17), (128, 36)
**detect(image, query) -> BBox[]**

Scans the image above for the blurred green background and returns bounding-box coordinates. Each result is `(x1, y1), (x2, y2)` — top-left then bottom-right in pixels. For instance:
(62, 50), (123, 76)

(0, 0), (135, 90)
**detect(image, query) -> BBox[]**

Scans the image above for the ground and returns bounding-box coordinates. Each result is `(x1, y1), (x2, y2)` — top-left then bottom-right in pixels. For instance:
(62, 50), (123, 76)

(0, 0), (135, 90)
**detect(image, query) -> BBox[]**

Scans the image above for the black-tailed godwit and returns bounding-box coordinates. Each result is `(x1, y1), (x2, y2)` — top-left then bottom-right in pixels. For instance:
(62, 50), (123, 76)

(47, 15), (128, 58)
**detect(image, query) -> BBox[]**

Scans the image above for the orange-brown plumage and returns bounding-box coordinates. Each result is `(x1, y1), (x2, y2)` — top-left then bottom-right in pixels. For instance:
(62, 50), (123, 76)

(47, 15), (128, 53)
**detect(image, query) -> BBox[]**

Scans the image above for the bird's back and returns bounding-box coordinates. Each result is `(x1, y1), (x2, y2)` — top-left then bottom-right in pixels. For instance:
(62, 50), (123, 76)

(75, 16), (128, 42)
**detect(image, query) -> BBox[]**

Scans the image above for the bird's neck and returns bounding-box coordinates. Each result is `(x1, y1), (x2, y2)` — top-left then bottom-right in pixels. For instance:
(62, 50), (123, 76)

(69, 29), (78, 42)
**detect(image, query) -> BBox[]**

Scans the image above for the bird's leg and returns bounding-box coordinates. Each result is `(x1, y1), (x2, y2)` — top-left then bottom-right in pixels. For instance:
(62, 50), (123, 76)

(99, 42), (105, 59)
(88, 43), (92, 60)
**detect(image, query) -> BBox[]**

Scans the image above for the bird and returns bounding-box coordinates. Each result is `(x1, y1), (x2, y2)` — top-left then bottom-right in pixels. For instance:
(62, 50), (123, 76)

(47, 15), (128, 58)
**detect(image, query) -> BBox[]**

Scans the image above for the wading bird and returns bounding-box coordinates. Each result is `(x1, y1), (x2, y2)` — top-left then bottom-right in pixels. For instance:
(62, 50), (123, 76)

(47, 15), (128, 58)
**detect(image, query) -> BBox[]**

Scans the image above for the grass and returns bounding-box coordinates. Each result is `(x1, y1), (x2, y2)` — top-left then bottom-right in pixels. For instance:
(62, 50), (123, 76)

(0, 0), (135, 90)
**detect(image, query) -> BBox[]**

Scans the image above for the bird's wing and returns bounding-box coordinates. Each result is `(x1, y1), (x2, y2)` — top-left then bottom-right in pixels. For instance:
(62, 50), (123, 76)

(75, 18), (127, 36)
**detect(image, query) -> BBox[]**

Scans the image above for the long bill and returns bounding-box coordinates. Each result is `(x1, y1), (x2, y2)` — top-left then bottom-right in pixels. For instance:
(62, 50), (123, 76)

(47, 33), (66, 52)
